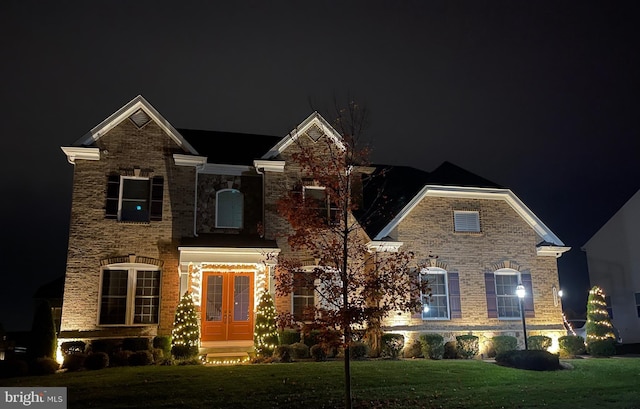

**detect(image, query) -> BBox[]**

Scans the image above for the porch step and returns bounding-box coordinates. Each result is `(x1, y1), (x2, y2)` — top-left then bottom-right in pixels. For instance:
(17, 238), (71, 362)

(205, 352), (250, 365)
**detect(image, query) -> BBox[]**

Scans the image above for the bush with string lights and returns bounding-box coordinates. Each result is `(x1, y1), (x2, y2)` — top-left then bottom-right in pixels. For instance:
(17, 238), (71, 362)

(585, 286), (616, 357)
(171, 291), (200, 359)
(253, 290), (279, 358)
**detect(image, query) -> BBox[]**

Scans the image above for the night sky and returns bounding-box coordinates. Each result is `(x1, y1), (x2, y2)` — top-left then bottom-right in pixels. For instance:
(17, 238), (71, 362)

(1, 1), (638, 331)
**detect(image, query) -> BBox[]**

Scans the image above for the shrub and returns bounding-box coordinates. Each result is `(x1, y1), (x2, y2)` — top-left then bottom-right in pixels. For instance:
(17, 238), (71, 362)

(495, 349), (561, 371)
(528, 335), (552, 351)
(171, 344), (199, 360)
(176, 357), (202, 365)
(558, 335), (586, 357)
(279, 330), (301, 345)
(110, 350), (133, 367)
(29, 301), (57, 359)
(275, 345), (292, 362)
(402, 340), (423, 358)
(61, 341), (86, 356)
(62, 353), (87, 372)
(123, 337), (150, 352)
(310, 344), (327, 361)
(0, 358), (29, 378)
(90, 339), (120, 355)
(84, 352), (109, 370)
(349, 341), (369, 360)
(587, 339), (616, 357)
(29, 357), (59, 375)
(152, 348), (164, 363)
(153, 336), (172, 357)
(290, 342), (310, 359)
(490, 335), (517, 357)
(381, 333), (404, 359)
(420, 334), (444, 360)
(456, 335), (479, 359)
(444, 341), (459, 359)
(129, 350), (154, 366)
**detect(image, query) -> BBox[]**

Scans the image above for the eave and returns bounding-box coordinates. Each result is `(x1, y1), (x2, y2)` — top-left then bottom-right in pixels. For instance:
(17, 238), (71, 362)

(61, 147), (101, 164)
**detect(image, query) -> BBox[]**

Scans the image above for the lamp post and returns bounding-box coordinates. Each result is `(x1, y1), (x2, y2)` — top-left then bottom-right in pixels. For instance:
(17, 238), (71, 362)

(516, 284), (528, 350)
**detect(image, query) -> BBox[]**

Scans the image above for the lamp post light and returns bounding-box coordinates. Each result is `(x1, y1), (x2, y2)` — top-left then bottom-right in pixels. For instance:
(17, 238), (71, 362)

(516, 284), (528, 350)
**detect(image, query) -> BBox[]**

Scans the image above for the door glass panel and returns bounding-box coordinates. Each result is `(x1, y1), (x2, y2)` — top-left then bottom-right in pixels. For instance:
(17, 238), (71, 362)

(234, 276), (250, 321)
(206, 275), (223, 321)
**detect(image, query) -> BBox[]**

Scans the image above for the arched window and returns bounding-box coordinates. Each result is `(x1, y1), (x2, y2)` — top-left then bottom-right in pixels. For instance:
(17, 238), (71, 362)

(216, 189), (244, 228)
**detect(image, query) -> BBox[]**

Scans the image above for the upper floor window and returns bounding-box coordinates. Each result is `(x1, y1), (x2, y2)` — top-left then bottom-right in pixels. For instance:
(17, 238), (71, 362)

(216, 189), (244, 228)
(303, 184), (339, 225)
(420, 267), (449, 320)
(454, 210), (480, 232)
(99, 265), (161, 325)
(106, 174), (163, 222)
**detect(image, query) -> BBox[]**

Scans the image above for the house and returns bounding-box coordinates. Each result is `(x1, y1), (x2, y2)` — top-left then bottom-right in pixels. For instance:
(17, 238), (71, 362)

(582, 189), (640, 344)
(59, 95), (570, 359)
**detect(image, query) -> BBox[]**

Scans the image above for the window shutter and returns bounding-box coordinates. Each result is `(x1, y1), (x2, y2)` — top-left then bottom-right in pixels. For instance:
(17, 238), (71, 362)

(448, 272), (461, 319)
(521, 273), (535, 318)
(150, 176), (164, 221)
(485, 272), (498, 318)
(105, 174), (120, 219)
(454, 211), (480, 232)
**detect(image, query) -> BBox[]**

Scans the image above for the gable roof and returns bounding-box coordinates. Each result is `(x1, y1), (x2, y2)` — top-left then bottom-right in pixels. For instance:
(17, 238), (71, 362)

(359, 162), (566, 249)
(71, 95), (198, 154)
(262, 111), (345, 159)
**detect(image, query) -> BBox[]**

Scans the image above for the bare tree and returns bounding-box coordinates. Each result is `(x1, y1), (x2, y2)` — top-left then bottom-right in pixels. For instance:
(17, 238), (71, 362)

(274, 99), (423, 409)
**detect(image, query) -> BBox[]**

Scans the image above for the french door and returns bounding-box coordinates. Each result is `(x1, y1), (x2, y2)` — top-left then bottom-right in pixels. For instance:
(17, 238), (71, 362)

(201, 272), (253, 342)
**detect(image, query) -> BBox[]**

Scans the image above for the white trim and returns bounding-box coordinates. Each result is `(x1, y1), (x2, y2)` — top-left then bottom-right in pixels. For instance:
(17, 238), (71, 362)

(536, 245), (571, 257)
(420, 267), (450, 320)
(253, 160), (285, 173)
(374, 185), (565, 246)
(61, 147), (101, 163)
(178, 247), (280, 265)
(173, 154), (207, 167)
(262, 112), (345, 159)
(73, 95), (198, 155)
(367, 241), (403, 252)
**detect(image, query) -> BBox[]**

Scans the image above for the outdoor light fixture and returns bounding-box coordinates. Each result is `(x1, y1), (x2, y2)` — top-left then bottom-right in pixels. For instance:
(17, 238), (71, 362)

(516, 284), (528, 350)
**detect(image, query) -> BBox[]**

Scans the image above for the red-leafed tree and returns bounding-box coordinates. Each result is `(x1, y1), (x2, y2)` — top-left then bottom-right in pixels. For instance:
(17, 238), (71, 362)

(274, 100), (423, 409)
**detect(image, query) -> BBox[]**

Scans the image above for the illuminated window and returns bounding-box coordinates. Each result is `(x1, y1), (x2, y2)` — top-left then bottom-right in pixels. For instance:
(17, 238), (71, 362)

(216, 189), (244, 228)
(454, 210), (480, 232)
(495, 271), (520, 319)
(106, 175), (163, 222)
(292, 271), (316, 322)
(99, 266), (161, 325)
(420, 268), (449, 319)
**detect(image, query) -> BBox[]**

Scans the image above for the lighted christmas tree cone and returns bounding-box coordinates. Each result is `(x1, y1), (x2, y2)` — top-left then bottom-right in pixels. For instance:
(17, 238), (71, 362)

(171, 291), (200, 359)
(254, 290), (279, 358)
(585, 286), (617, 356)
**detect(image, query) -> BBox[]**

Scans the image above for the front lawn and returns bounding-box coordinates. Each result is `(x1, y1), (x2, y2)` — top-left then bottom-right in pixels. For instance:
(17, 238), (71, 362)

(1, 358), (639, 408)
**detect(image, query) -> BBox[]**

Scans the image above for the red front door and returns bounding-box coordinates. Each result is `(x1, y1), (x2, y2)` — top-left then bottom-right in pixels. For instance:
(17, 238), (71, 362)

(201, 272), (254, 342)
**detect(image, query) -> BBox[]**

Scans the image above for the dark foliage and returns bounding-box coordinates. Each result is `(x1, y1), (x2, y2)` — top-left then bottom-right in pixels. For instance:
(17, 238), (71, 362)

(29, 301), (57, 359)
(0, 358), (29, 378)
(420, 334), (444, 360)
(29, 357), (59, 375)
(528, 335), (552, 351)
(587, 339), (616, 357)
(129, 350), (154, 366)
(61, 341), (86, 356)
(495, 349), (561, 371)
(84, 352), (109, 370)
(122, 337), (150, 352)
(62, 353), (87, 372)
(489, 335), (517, 357)
(558, 335), (586, 356)
(456, 335), (479, 359)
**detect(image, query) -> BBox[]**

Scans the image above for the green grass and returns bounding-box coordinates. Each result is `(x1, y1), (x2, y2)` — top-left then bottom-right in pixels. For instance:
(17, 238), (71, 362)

(2, 358), (640, 408)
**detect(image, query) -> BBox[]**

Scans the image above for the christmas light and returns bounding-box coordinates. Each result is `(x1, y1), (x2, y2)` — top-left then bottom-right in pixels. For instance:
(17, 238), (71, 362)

(586, 286), (616, 345)
(253, 290), (279, 357)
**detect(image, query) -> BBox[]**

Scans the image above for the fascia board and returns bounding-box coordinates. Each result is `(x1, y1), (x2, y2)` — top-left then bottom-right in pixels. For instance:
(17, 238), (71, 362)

(367, 241), (404, 252)
(262, 112), (345, 159)
(61, 147), (101, 163)
(178, 247), (281, 264)
(73, 95), (198, 155)
(253, 160), (286, 173)
(173, 154), (207, 167)
(374, 185), (565, 246)
(536, 246), (572, 257)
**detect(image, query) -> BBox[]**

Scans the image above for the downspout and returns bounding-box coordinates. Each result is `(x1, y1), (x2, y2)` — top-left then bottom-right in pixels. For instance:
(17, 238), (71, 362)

(193, 163), (204, 237)
(255, 165), (265, 238)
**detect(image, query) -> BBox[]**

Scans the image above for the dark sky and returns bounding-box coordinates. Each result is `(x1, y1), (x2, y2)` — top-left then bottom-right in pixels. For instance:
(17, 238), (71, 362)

(1, 1), (638, 331)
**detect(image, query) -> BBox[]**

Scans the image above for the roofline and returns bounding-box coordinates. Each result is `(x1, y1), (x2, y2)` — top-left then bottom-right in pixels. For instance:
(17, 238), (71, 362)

(262, 111), (345, 159)
(72, 95), (198, 154)
(373, 185), (565, 246)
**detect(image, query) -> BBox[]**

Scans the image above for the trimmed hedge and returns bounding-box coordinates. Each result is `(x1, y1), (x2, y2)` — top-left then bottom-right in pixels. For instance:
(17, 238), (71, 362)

(381, 333), (404, 359)
(528, 335), (552, 351)
(456, 335), (479, 359)
(495, 349), (561, 371)
(558, 335), (586, 357)
(490, 335), (517, 357)
(420, 334), (444, 360)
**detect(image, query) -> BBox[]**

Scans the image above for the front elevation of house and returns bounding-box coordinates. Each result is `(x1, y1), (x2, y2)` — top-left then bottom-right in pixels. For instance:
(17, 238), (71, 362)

(59, 95), (570, 359)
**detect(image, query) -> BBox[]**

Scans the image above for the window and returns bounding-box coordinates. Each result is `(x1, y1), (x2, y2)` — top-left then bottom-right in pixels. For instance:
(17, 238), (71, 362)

(495, 272), (520, 319)
(216, 189), (244, 228)
(636, 293), (640, 318)
(106, 174), (164, 222)
(454, 210), (480, 232)
(292, 271), (316, 322)
(303, 185), (339, 225)
(99, 266), (161, 325)
(420, 268), (449, 319)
